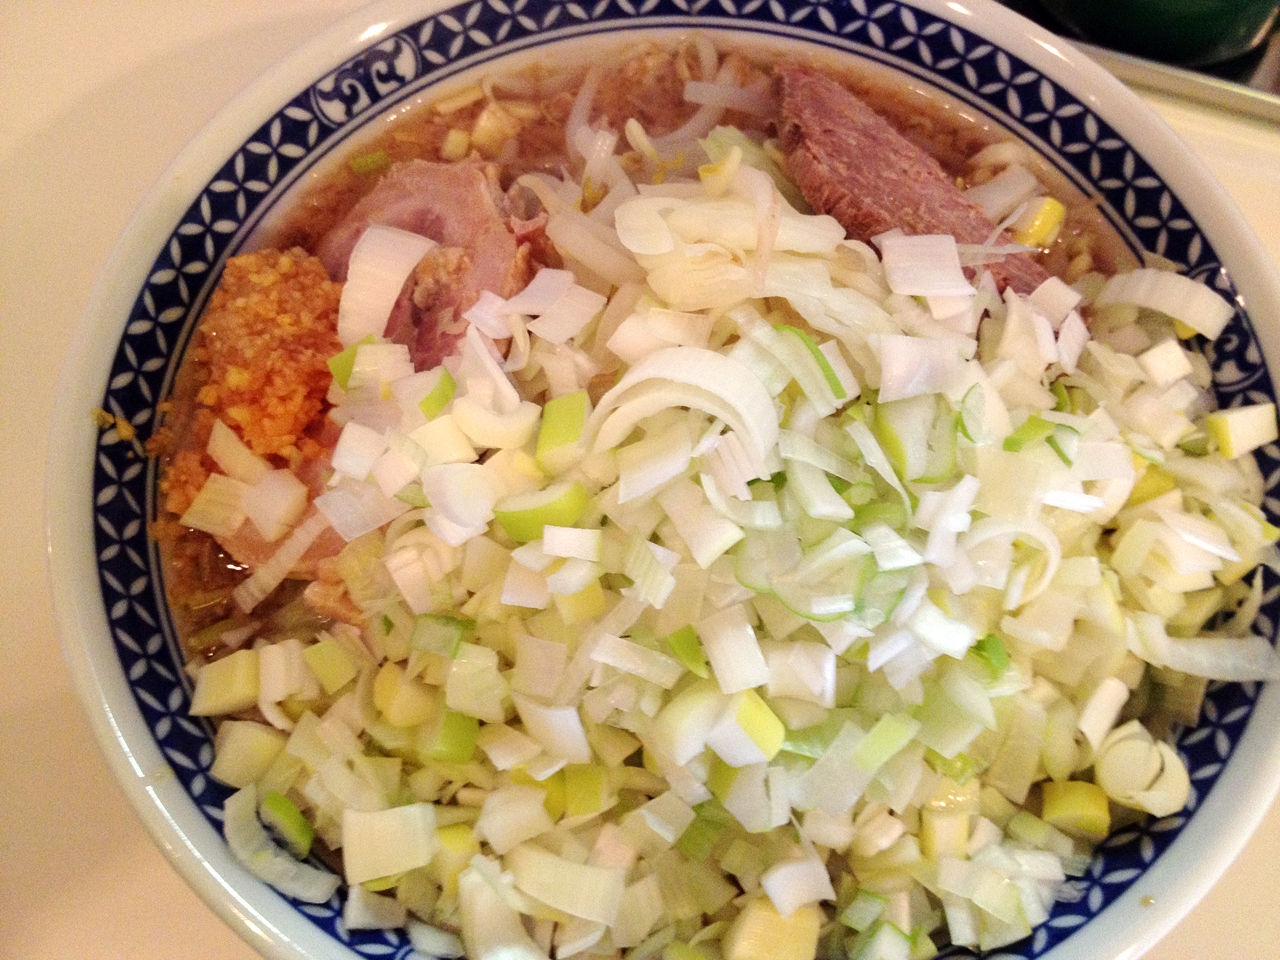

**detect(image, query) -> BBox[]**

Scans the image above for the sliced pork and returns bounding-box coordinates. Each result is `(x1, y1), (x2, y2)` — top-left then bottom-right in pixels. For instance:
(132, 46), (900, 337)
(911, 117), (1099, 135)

(776, 64), (1049, 294)
(317, 159), (540, 369)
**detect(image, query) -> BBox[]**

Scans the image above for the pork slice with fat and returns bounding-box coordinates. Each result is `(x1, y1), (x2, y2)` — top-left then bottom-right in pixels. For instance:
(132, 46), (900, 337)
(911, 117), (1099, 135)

(775, 64), (1049, 294)
(317, 159), (539, 369)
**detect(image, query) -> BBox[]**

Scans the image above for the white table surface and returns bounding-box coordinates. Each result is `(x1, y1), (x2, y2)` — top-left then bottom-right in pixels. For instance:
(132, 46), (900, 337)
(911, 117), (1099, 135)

(3, 3), (1279, 958)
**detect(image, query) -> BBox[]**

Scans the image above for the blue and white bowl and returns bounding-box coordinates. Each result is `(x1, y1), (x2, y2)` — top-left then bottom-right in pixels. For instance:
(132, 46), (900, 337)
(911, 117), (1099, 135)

(47, 1), (1280, 958)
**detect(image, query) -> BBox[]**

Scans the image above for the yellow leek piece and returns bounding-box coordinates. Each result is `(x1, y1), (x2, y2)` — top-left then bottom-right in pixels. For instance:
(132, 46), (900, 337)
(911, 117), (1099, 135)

(697, 143), (742, 196)
(1206, 403), (1279, 459)
(706, 757), (739, 805)
(662, 624), (710, 679)
(439, 128), (471, 162)
(471, 101), (522, 156)
(363, 755), (404, 800)
(1012, 196), (1066, 248)
(723, 897), (821, 960)
(1125, 462), (1177, 507)
(562, 764), (610, 819)
(349, 150), (391, 176)
(189, 649), (259, 716)
(430, 823), (479, 897)
(1215, 555), (1258, 586)
(553, 577), (607, 626)
(510, 768), (566, 821)
(733, 689), (784, 760)
(1040, 779), (1111, 843)
(373, 661), (439, 728)
(663, 945), (713, 960)
(1166, 586), (1225, 635)
(979, 784), (1018, 828)
(920, 807), (970, 860)
(302, 636), (359, 695)
(707, 689), (785, 766)
(360, 871), (404, 893)
(209, 719), (287, 788)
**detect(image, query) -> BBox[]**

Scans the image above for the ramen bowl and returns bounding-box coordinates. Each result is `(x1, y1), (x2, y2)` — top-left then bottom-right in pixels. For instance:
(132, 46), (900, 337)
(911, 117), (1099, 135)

(46, 0), (1280, 958)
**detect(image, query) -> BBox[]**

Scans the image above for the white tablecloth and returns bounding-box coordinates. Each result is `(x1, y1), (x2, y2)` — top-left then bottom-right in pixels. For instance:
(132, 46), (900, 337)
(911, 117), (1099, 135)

(3, 3), (1278, 957)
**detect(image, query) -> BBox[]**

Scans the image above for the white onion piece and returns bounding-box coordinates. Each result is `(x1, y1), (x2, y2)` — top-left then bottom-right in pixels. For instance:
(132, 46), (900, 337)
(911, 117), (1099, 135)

(337, 225), (437, 346)
(1136, 618), (1280, 680)
(1094, 720), (1191, 816)
(656, 479), (745, 568)
(232, 512), (329, 612)
(787, 459), (854, 521)
(591, 633), (684, 688)
(207, 419), (271, 484)
(421, 462), (503, 531)
(458, 864), (548, 960)
(760, 854), (836, 917)
(512, 693), (592, 763)
(456, 326), (522, 415)
(477, 723), (543, 770)
(527, 283), (607, 344)
(961, 517), (1062, 606)
(179, 473), (247, 539)
(501, 561), (550, 610)
(614, 197), (681, 256)
(571, 123), (625, 195)
(1028, 275), (1083, 329)
(344, 884), (408, 930)
(646, 60), (734, 153)
(407, 920), (466, 959)
(872, 333), (972, 403)
(1077, 676), (1130, 750)
(698, 472), (782, 529)
(331, 421), (388, 481)
(845, 420), (911, 514)
(542, 525), (601, 561)
(878, 234), (975, 297)
(963, 164), (1040, 221)
(349, 341), (415, 389)
(505, 268), (578, 315)
(683, 79), (774, 116)
(1056, 310), (1090, 373)
(565, 66), (601, 158)
(1094, 267), (1234, 340)
(507, 843), (626, 926)
(616, 419), (693, 504)
(451, 396), (541, 450)
(545, 206), (647, 286)
(697, 604), (769, 694)
(589, 346), (778, 472)
(314, 478), (410, 542)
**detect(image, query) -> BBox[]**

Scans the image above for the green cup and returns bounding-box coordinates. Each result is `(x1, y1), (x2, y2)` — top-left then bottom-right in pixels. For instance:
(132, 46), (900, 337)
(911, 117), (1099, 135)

(1038, 0), (1280, 66)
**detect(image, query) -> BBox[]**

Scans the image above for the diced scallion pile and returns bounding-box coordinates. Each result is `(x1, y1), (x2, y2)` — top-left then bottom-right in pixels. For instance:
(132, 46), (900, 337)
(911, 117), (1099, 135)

(179, 60), (1280, 960)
